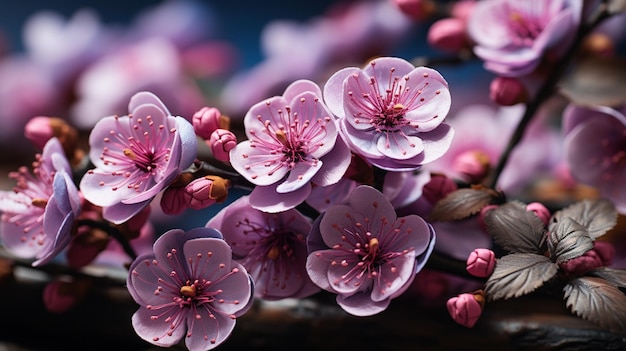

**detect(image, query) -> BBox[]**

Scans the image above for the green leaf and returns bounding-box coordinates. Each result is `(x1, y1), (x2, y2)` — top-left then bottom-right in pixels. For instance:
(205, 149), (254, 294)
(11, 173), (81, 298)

(564, 277), (626, 333)
(483, 201), (546, 254)
(485, 253), (558, 301)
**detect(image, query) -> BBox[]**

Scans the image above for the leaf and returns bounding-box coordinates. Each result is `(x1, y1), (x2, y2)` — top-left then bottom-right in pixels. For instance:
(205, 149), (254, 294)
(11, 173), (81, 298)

(483, 201), (546, 254)
(560, 56), (626, 107)
(485, 253), (558, 301)
(549, 198), (617, 240)
(548, 217), (594, 264)
(428, 186), (502, 222)
(564, 277), (626, 333)
(588, 267), (626, 288)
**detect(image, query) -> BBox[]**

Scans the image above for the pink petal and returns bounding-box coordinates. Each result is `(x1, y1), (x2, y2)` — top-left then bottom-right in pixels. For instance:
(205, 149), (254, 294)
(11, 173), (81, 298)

(336, 290), (390, 317)
(248, 182), (311, 213)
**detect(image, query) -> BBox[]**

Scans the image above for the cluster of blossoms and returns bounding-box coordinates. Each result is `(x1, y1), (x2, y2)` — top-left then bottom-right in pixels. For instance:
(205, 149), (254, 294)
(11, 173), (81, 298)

(1, 0), (626, 350)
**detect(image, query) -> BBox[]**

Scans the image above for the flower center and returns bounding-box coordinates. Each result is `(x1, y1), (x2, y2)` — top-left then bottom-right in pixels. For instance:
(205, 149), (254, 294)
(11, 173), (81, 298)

(180, 284), (196, 298)
(505, 5), (547, 47)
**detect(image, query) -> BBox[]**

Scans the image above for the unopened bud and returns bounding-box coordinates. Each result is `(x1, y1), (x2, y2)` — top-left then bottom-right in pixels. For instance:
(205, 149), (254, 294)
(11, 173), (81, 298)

(446, 290), (484, 328)
(451, 0), (477, 22)
(466, 248), (496, 278)
(453, 150), (491, 183)
(489, 76), (528, 106)
(160, 186), (188, 215)
(422, 173), (458, 204)
(192, 106), (230, 140)
(43, 280), (90, 313)
(184, 175), (230, 210)
(427, 18), (469, 53)
(209, 129), (237, 162)
(526, 202), (551, 226)
(24, 116), (54, 150)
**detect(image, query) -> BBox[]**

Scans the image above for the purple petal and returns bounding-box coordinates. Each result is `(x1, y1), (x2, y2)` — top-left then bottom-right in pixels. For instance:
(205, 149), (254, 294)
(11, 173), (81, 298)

(128, 91), (171, 116)
(229, 141), (289, 186)
(276, 161), (321, 193)
(184, 306), (235, 351)
(132, 307), (186, 348)
(102, 200), (150, 225)
(305, 249), (335, 292)
(336, 290), (390, 316)
(311, 137), (351, 187)
(203, 260), (252, 315)
(402, 67), (451, 132)
(375, 132), (424, 160)
(248, 183), (311, 213)
(323, 67), (360, 118)
(175, 116), (198, 171)
(283, 79), (323, 101)
(371, 251), (417, 302)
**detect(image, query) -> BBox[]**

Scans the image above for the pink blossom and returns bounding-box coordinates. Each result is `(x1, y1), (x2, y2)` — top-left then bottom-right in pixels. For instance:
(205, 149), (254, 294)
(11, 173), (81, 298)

(229, 79), (351, 212)
(127, 227), (253, 350)
(323, 56), (454, 171)
(0, 138), (80, 265)
(207, 195), (319, 300)
(79, 91), (197, 224)
(468, 0), (583, 76)
(306, 185), (435, 316)
(563, 104), (626, 213)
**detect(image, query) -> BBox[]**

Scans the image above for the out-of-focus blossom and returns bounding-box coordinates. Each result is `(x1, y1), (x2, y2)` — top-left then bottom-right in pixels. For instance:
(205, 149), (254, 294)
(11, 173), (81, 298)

(229, 80), (351, 212)
(324, 56), (453, 171)
(0, 138), (80, 265)
(160, 186), (188, 215)
(207, 195), (319, 300)
(451, 0), (478, 21)
(392, 0), (436, 21)
(127, 227), (253, 350)
(489, 76), (528, 106)
(208, 129), (237, 163)
(466, 248), (496, 278)
(424, 104), (561, 193)
(468, 0), (583, 76)
(427, 17), (470, 53)
(79, 92), (197, 224)
(306, 185), (435, 316)
(562, 104), (626, 213)
(446, 291), (484, 328)
(184, 176), (230, 210)
(219, 0), (412, 117)
(43, 279), (90, 313)
(70, 38), (205, 130)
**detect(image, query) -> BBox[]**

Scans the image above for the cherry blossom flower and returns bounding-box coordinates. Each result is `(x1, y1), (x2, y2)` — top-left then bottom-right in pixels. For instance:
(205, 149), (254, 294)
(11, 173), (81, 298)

(323, 56), (454, 171)
(467, 0), (583, 76)
(0, 138), (80, 265)
(229, 79), (351, 212)
(207, 195), (320, 300)
(127, 227), (254, 351)
(79, 91), (197, 224)
(562, 104), (626, 213)
(306, 185), (435, 316)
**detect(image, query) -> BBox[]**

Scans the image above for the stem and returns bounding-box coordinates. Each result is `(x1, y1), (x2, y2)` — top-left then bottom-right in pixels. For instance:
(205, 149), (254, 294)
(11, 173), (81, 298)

(193, 160), (255, 192)
(487, 3), (612, 190)
(77, 219), (137, 261)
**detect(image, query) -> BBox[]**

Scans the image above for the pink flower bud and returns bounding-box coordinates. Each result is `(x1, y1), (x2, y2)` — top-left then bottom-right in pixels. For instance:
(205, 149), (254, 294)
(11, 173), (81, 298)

(446, 291), (484, 328)
(208, 128), (237, 162)
(453, 150), (491, 184)
(427, 18), (469, 53)
(526, 202), (551, 226)
(192, 106), (229, 139)
(392, 0), (435, 21)
(489, 76), (528, 106)
(592, 241), (615, 266)
(478, 204), (499, 231)
(184, 176), (230, 210)
(466, 248), (496, 278)
(422, 173), (458, 204)
(24, 116), (54, 150)
(160, 186), (188, 215)
(43, 280), (89, 313)
(560, 241), (616, 277)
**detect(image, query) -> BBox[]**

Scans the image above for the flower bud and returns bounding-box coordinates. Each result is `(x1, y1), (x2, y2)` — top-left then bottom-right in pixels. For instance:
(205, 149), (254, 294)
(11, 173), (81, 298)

(422, 173), (457, 205)
(184, 175), (231, 210)
(581, 33), (615, 58)
(209, 128), (237, 162)
(160, 186), (188, 215)
(427, 18), (469, 53)
(24, 116), (79, 158)
(451, 0), (477, 22)
(560, 241), (615, 277)
(43, 279), (90, 314)
(392, 0), (436, 21)
(192, 106), (230, 140)
(489, 76), (528, 106)
(446, 290), (484, 328)
(478, 204), (498, 231)
(24, 116), (54, 150)
(453, 150), (491, 183)
(526, 202), (551, 226)
(66, 227), (110, 269)
(466, 248), (496, 278)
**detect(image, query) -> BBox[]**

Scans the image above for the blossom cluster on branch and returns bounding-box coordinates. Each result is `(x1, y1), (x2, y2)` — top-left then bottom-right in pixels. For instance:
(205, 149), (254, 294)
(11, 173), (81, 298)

(1, 0), (626, 350)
